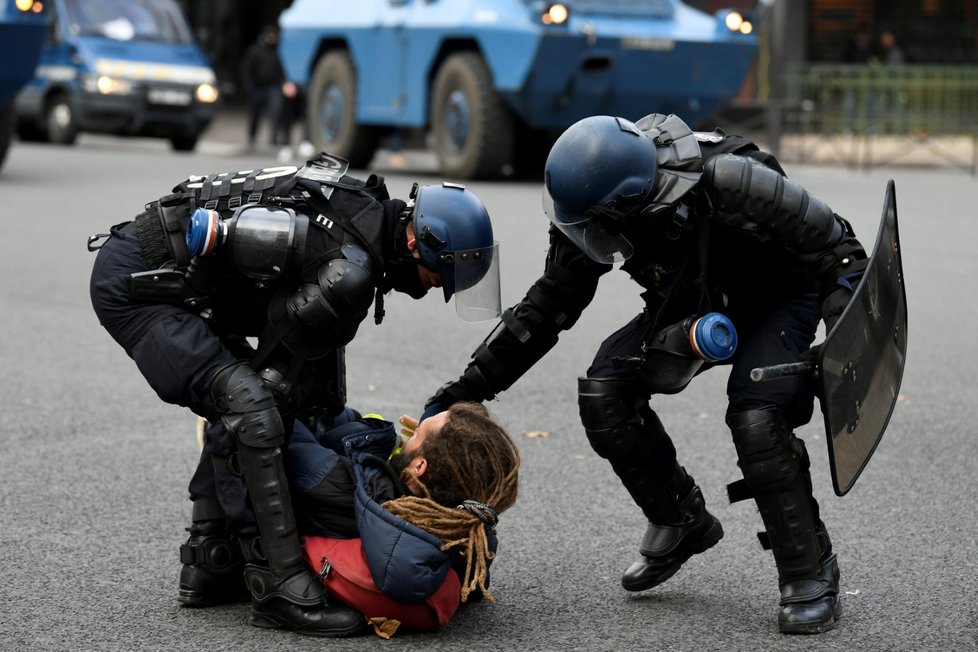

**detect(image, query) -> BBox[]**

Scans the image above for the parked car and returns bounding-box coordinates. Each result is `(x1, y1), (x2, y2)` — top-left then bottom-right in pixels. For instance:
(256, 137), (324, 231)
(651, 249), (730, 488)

(0, 0), (47, 171)
(280, 0), (759, 178)
(14, 0), (219, 152)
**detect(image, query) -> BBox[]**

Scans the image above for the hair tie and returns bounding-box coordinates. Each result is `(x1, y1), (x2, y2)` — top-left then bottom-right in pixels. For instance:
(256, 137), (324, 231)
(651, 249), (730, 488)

(457, 500), (498, 528)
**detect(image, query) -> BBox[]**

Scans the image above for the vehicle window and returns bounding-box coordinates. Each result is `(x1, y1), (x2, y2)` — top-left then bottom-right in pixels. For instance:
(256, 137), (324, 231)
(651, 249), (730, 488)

(62, 0), (193, 44)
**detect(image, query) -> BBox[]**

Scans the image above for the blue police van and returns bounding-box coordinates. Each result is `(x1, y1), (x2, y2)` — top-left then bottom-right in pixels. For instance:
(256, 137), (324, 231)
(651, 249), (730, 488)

(14, 0), (219, 152)
(0, 0), (47, 171)
(280, 0), (759, 179)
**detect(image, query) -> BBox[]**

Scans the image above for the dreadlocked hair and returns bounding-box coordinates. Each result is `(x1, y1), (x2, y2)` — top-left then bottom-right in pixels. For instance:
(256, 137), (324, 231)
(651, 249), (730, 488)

(382, 402), (520, 603)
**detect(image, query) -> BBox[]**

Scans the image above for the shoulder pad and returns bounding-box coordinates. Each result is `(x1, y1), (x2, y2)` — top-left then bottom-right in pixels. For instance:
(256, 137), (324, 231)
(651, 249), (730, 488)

(634, 114), (702, 214)
(634, 113), (702, 172)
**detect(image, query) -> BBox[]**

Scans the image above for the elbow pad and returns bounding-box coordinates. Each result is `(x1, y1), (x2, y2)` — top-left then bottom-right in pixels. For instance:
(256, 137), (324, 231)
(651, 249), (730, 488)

(283, 256), (374, 334)
(704, 154), (843, 253)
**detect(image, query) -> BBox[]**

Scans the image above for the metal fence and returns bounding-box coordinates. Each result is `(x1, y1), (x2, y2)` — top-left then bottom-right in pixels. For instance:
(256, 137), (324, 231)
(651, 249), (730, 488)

(783, 64), (978, 173)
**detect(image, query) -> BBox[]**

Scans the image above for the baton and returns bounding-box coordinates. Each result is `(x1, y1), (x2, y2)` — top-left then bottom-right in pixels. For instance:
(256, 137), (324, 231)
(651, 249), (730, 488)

(749, 361), (815, 383)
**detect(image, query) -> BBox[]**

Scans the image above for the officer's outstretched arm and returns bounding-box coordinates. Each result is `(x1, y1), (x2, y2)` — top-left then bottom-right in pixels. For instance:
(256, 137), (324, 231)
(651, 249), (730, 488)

(428, 227), (610, 408)
(703, 153), (867, 330)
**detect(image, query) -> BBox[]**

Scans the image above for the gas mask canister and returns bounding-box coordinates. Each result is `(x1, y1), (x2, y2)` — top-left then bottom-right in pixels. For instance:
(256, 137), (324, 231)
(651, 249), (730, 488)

(185, 205), (308, 279)
(640, 312), (738, 394)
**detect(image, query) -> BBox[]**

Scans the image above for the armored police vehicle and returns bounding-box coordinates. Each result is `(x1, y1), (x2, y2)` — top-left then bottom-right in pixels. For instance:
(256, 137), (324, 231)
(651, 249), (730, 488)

(14, 0), (218, 152)
(0, 0), (46, 172)
(280, 0), (759, 179)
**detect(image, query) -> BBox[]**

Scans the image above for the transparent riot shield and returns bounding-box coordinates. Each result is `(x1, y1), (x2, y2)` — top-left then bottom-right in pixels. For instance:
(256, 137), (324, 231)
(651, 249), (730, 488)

(818, 180), (908, 496)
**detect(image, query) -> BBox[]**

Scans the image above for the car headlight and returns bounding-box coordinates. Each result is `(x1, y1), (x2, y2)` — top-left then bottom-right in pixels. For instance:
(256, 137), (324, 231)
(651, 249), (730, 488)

(196, 83), (219, 103)
(82, 74), (134, 95)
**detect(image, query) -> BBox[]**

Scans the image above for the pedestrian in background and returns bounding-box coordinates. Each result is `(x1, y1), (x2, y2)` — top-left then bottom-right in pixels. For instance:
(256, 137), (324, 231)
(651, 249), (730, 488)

(241, 25), (288, 150)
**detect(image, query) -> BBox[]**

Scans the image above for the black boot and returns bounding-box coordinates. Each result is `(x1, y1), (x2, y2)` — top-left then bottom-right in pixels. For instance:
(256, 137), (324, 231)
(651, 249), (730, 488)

(243, 562), (364, 636)
(621, 485), (724, 591)
(728, 409), (841, 635)
(577, 379), (723, 592)
(178, 497), (248, 607)
(778, 551), (841, 634)
(236, 442), (364, 637)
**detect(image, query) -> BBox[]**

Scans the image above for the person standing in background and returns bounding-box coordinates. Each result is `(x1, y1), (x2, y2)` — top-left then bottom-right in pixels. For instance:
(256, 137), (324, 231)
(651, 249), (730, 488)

(242, 25), (288, 150)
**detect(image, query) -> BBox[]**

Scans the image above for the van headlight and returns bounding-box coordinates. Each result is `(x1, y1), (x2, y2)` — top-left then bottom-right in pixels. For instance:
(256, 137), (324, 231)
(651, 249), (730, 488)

(83, 74), (134, 95)
(196, 83), (219, 104)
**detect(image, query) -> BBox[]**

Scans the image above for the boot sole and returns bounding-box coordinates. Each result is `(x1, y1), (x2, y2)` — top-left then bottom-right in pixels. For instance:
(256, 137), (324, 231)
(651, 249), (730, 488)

(622, 519), (724, 592)
(178, 587), (250, 608)
(250, 612), (365, 638)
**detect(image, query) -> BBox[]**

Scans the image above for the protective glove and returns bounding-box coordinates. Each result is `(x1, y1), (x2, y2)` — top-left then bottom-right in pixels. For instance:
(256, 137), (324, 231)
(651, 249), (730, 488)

(418, 402), (446, 424)
(797, 344), (825, 402)
(798, 344), (822, 367)
(820, 287), (851, 336)
(426, 366), (495, 414)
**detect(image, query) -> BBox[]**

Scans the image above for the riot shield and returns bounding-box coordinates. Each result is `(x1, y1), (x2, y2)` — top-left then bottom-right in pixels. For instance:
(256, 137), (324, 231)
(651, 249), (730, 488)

(818, 180), (908, 496)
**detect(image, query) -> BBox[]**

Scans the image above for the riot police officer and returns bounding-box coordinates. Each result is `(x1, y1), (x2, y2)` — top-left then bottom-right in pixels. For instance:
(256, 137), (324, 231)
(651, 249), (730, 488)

(424, 115), (867, 634)
(89, 153), (501, 637)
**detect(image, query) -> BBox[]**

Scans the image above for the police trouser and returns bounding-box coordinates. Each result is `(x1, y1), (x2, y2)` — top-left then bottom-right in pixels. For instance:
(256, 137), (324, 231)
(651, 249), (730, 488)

(581, 293), (820, 526)
(89, 223), (260, 535)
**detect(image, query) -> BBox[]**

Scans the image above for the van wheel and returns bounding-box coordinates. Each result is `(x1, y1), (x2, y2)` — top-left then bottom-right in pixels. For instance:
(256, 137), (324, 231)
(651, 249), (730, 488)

(431, 52), (514, 180)
(16, 119), (47, 143)
(307, 51), (378, 168)
(170, 131), (200, 152)
(0, 103), (13, 171)
(46, 95), (78, 145)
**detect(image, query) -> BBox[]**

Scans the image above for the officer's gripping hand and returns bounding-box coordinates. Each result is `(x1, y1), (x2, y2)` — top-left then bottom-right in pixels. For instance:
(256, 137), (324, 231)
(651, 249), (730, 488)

(799, 344), (822, 367)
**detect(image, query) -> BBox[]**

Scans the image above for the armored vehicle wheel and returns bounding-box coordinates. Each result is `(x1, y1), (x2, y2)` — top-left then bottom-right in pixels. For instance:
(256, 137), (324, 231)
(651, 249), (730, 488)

(307, 51), (378, 168)
(170, 130), (200, 152)
(510, 125), (557, 180)
(45, 94), (78, 146)
(431, 52), (514, 180)
(0, 103), (13, 171)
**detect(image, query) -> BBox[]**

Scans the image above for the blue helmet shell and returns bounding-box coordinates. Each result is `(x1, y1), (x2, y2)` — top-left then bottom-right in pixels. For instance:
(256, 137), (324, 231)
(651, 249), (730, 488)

(413, 182), (494, 301)
(544, 115), (657, 225)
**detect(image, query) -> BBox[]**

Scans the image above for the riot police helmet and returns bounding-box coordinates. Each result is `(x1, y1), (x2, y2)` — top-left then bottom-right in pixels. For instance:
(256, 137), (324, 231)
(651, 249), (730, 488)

(543, 115), (657, 263)
(411, 182), (501, 322)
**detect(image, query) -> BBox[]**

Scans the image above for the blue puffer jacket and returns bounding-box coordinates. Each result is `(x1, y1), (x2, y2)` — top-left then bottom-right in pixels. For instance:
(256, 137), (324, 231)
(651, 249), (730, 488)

(286, 410), (454, 604)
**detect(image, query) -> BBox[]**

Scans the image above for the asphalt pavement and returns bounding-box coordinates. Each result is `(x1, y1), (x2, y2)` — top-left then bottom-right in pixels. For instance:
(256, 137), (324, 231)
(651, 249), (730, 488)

(0, 126), (976, 652)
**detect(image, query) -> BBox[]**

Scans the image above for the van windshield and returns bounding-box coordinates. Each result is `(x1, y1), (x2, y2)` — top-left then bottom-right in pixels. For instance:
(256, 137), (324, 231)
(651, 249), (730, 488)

(63, 0), (194, 45)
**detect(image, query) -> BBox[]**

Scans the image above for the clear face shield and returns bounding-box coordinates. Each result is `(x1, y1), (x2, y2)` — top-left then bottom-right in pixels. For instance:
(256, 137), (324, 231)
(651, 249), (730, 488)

(542, 190), (633, 264)
(445, 242), (501, 322)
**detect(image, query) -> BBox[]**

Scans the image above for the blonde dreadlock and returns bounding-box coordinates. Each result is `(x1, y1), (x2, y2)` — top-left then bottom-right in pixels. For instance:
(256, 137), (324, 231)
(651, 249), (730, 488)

(382, 402), (520, 603)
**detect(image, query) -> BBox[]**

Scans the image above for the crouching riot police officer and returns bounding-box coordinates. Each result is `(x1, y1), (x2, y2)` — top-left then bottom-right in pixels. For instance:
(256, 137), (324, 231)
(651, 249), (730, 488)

(424, 115), (868, 634)
(89, 153), (501, 637)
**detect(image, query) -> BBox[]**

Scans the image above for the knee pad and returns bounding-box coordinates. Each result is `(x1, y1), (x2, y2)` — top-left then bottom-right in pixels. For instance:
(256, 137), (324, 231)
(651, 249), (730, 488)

(210, 362), (283, 448)
(578, 378), (662, 458)
(727, 408), (805, 492)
